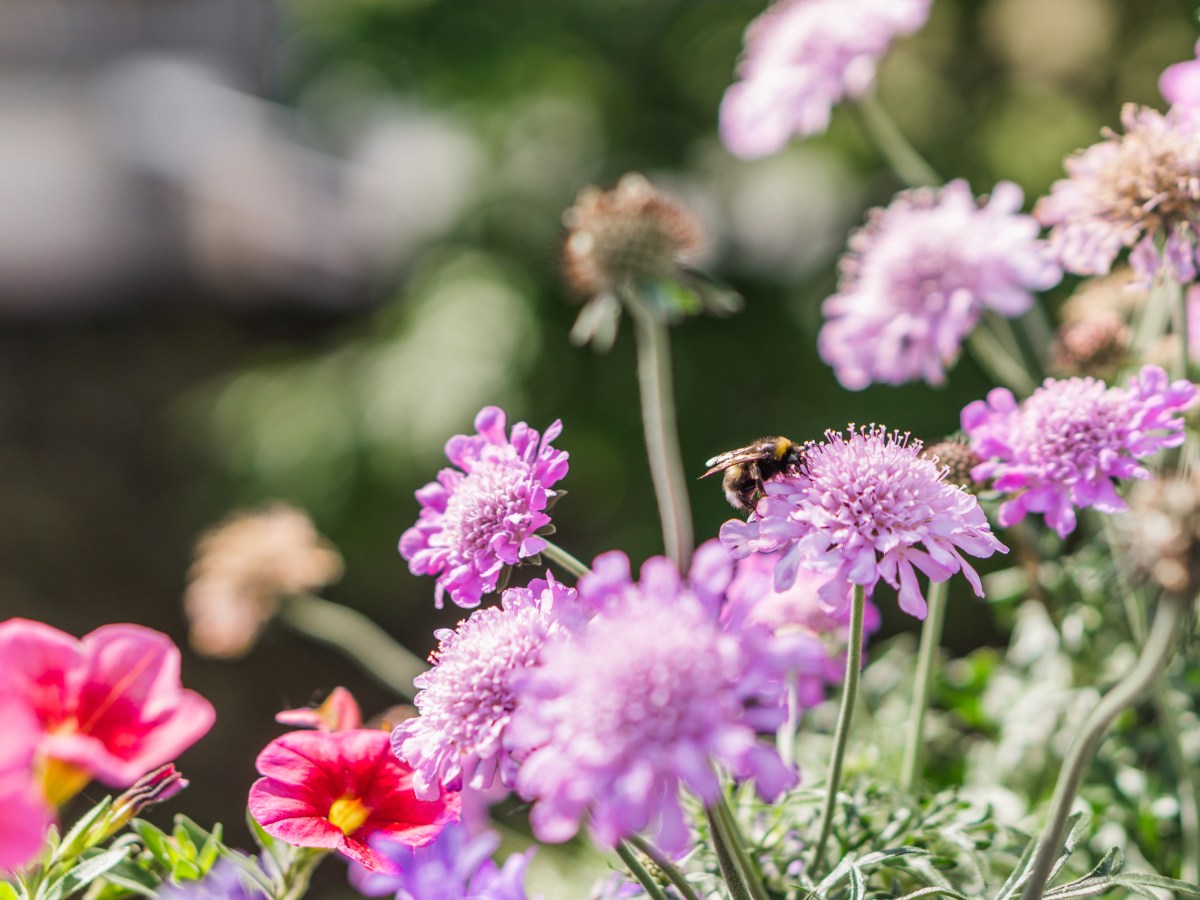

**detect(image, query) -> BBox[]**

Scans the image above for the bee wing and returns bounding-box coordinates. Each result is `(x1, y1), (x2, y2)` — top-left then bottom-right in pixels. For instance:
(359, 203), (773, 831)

(700, 447), (762, 478)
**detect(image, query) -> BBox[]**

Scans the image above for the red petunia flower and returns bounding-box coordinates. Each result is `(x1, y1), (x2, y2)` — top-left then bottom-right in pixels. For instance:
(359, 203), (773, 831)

(248, 729), (460, 873)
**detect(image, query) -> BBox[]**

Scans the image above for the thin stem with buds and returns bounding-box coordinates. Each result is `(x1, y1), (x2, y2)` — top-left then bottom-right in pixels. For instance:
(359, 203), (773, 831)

(1018, 592), (1188, 900)
(615, 841), (670, 900)
(810, 584), (867, 875)
(628, 835), (702, 900)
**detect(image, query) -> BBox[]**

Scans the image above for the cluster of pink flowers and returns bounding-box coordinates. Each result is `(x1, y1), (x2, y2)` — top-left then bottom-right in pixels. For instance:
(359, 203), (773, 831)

(0, 619), (215, 873)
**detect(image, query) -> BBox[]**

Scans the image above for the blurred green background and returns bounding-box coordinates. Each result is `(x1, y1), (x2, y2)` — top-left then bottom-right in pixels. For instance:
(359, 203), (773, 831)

(0, 0), (1195, 893)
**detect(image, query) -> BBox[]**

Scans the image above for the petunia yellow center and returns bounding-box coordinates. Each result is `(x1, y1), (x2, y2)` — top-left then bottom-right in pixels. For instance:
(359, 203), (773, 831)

(328, 795), (371, 836)
(39, 756), (92, 808)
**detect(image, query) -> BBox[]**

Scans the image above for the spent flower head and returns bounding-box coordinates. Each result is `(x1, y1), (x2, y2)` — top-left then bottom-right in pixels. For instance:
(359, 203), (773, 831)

(1036, 104), (1200, 286)
(963, 365), (1199, 537)
(400, 407), (569, 609)
(819, 180), (1061, 389)
(720, 0), (931, 157)
(507, 542), (801, 855)
(720, 426), (1006, 620)
(185, 503), (343, 659)
(392, 575), (575, 801)
(1112, 468), (1200, 596)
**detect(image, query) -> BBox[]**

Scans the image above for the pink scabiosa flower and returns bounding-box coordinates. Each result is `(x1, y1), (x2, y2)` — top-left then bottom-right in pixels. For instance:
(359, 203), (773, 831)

(507, 542), (802, 855)
(400, 407), (569, 609)
(276, 686), (363, 733)
(720, 427), (1006, 620)
(1036, 104), (1200, 286)
(248, 728), (460, 873)
(349, 821), (534, 900)
(963, 365), (1198, 538)
(1162, 39), (1200, 120)
(819, 180), (1061, 390)
(0, 695), (53, 873)
(720, 0), (931, 158)
(725, 550), (882, 690)
(0, 619), (215, 806)
(392, 575), (575, 801)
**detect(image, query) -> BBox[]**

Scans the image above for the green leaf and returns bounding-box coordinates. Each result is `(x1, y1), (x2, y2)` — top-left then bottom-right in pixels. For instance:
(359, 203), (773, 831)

(896, 889), (970, 900)
(51, 798), (114, 863)
(41, 846), (131, 900)
(1111, 873), (1200, 895)
(0, 882), (21, 900)
(129, 822), (170, 863)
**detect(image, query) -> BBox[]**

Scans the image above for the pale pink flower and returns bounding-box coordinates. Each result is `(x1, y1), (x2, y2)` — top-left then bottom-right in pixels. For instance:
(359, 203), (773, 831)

(0, 695), (53, 872)
(1162, 39), (1200, 119)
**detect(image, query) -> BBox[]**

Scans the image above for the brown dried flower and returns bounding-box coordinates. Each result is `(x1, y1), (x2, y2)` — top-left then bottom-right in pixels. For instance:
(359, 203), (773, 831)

(184, 503), (343, 658)
(1051, 310), (1131, 376)
(921, 440), (983, 491)
(562, 173), (707, 299)
(1114, 470), (1200, 597)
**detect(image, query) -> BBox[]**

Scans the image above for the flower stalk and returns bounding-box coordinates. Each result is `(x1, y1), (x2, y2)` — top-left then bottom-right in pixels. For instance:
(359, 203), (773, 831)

(540, 539), (592, 580)
(706, 798), (771, 900)
(622, 287), (695, 571)
(278, 593), (427, 699)
(899, 578), (948, 793)
(616, 840), (670, 900)
(1018, 591), (1188, 900)
(855, 96), (940, 188)
(810, 584), (867, 875)
(628, 835), (702, 900)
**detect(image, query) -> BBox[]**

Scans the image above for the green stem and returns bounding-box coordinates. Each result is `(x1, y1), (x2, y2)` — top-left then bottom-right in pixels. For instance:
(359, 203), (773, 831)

(1175, 274), (1191, 381)
(278, 593), (427, 699)
(278, 848), (325, 900)
(899, 579), (949, 793)
(623, 289), (694, 571)
(966, 328), (1037, 397)
(540, 539), (592, 580)
(810, 585), (867, 876)
(1018, 592), (1188, 900)
(705, 800), (770, 900)
(615, 841), (670, 900)
(776, 674), (800, 769)
(628, 836), (702, 900)
(854, 95), (940, 188)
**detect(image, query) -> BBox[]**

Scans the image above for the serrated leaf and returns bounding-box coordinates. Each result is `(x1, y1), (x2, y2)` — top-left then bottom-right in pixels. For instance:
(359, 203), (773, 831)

(896, 888), (970, 900)
(1110, 874), (1200, 895)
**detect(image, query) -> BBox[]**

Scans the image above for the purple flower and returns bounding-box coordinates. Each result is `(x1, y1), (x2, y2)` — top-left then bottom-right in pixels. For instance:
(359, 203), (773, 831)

(1161, 39), (1200, 120)
(725, 550), (882, 690)
(962, 365), (1198, 538)
(720, 427), (1006, 620)
(400, 407), (569, 609)
(158, 860), (268, 899)
(392, 576), (574, 801)
(818, 180), (1061, 390)
(507, 542), (801, 855)
(350, 821), (535, 900)
(1035, 105), (1200, 287)
(720, 0), (931, 158)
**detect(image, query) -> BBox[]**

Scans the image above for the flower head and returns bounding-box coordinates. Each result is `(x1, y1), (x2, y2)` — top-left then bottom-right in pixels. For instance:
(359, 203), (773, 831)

(248, 729), (460, 873)
(400, 407), (569, 609)
(507, 542), (800, 855)
(392, 575), (575, 801)
(963, 365), (1198, 538)
(0, 619), (215, 805)
(350, 821), (534, 900)
(1111, 468), (1200, 597)
(185, 503), (343, 658)
(819, 180), (1061, 389)
(0, 694), (53, 873)
(1161, 39), (1200, 119)
(720, 0), (931, 157)
(1036, 104), (1200, 286)
(720, 427), (1006, 620)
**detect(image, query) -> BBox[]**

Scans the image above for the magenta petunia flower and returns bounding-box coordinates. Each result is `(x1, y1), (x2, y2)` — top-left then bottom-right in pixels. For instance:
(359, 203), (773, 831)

(818, 180), (1061, 390)
(1162, 39), (1200, 119)
(0, 619), (215, 806)
(400, 407), (569, 609)
(349, 821), (534, 900)
(507, 542), (801, 855)
(248, 728), (460, 873)
(0, 694), (53, 873)
(720, 0), (931, 158)
(392, 575), (575, 801)
(1036, 105), (1200, 286)
(962, 365), (1198, 538)
(720, 427), (1006, 620)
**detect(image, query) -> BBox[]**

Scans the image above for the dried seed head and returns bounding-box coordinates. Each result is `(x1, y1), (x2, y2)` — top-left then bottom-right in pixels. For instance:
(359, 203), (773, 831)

(562, 173), (707, 298)
(1115, 470), (1200, 597)
(1052, 310), (1131, 376)
(921, 439), (983, 490)
(185, 503), (343, 658)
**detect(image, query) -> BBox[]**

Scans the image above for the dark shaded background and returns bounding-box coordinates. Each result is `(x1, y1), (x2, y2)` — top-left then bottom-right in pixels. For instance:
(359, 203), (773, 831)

(1, 0), (1196, 893)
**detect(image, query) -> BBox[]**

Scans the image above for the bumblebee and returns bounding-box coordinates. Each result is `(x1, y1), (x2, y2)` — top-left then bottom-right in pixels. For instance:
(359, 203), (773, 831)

(700, 436), (806, 511)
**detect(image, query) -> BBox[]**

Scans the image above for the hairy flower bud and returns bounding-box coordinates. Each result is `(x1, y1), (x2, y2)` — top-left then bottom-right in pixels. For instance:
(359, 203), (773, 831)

(921, 440), (983, 490)
(1052, 312), (1131, 376)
